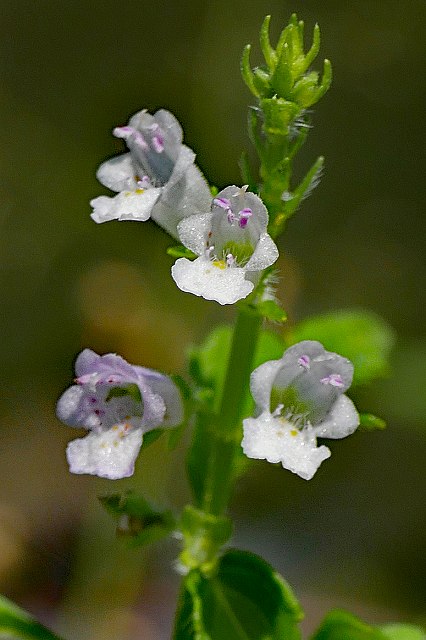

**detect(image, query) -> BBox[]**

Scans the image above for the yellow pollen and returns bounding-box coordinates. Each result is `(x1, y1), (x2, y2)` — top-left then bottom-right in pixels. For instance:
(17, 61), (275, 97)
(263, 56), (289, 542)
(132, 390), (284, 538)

(290, 429), (298, 437)
(135, 188), (145, 194)
(212, 260), (226, 270)
(112, 425), (119, 431)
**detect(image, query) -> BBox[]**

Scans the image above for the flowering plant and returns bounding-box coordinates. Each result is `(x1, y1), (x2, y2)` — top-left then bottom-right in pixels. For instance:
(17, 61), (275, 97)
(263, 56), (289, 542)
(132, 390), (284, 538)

(2, 12), (423, 640)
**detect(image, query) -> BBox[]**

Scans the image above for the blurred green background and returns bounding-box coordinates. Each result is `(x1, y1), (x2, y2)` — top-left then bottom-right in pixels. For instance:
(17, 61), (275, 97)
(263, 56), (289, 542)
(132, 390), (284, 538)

(0, 0), (425, 638)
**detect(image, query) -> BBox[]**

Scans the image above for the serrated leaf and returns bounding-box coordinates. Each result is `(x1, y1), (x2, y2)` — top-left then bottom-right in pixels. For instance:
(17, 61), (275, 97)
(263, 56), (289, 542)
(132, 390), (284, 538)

(359, 413), (387, 431)
(99, 491), (174, 547)
(0, 594), (64, 639)
(289, 309), (395, 386)
(310, 609), (386, 640)
(380, 624), (426, 640)
(173, 550), (303, 640)
(167, 245), (197, 259)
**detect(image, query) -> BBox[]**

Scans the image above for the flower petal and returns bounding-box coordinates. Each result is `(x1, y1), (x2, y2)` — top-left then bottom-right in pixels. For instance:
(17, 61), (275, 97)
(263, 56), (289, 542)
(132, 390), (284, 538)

(313, 394), (359, 439)
(272, 340), (354, 423)
(171, 256), (254, 305)
(245, 232), (279, 271)
(177, 213), (211, 255)
(249, 359), (285, 413)
(208, 186), (270, 258)
(134, 367), (184, 426)
(151, 149), (211, 238)
(66, 427), (143, 479)
(96, 153), (137, 192)
(242, 412), (331, 480)
(75, 349), (137, 380)
(90, 188), (162, 223)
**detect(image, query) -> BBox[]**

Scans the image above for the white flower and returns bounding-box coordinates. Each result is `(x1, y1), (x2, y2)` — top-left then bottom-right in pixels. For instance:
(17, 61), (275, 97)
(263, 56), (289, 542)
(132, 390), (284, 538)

(171, 185), (279, 305)
(56, 349), (183, 479)
(90, 109), (212, 238)
(242, 341), (359, 479)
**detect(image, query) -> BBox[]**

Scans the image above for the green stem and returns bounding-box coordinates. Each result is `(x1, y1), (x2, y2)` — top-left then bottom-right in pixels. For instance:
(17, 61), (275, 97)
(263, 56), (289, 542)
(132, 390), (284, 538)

(201, 309), (262, 516)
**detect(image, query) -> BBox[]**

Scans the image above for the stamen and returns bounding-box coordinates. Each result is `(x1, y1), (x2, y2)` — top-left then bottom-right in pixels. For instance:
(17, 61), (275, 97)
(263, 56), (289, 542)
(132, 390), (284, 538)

(152, 133), (165, 153)
(113, 125), (134, 139)
(205, 246), (215, 260)
(226, 253), (235, 267)
(298, 355), (311, 370)
(113, 126), (148, 149)
(133, 131), (148, 149)
(213, 197), (232, 210)
(238, 208), (252, 228)
(137, 176), (152, 189)
(272, 403), (284, 417)
(320, 373), (344, 388)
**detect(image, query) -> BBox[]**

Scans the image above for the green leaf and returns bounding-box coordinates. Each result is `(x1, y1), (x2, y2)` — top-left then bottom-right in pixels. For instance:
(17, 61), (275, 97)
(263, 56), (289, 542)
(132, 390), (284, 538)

(289, 309), (395, 386)
(259, 15), (277, 70)
(167, 245), (197, 259)
(241, 44), (260, 97)
(0, 594), (64, 639)
(359, 413), (387, 431)
(173, 550), (303, 640)
(284, 155), (324, 218)
(99, 491), (175, 547)
(299, 23), (321, 74)
(310, 609), (386, 640)
(380, 624), (426, 640)
(255, 299), (287, 323)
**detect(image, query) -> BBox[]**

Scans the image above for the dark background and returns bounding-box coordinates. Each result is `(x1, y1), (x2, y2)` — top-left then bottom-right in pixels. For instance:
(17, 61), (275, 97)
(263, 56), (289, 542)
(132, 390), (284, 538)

(1, 1), (425, 638)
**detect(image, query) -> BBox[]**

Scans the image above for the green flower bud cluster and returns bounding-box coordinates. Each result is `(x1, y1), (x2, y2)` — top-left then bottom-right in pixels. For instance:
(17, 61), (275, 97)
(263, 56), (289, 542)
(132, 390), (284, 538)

(242, 14), (332, 112)
(241, 14), (332, 237)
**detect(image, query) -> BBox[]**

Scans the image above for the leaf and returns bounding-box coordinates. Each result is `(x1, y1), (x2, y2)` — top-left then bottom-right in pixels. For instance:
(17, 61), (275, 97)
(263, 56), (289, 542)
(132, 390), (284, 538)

(255, 299), (287, 323)
(99, 491), (175, 547)
(289, 309), (395, 386)
(0, 594), (64, 639)
(359, 413), (387, 431)
(380, 624), (426, 640)
(173, 550), (303, 640)
(241, 44), (260, 97)
(259, 14), (277, 70)
(282, 155), (324, 219)
(310, 609), (386, 640)
(167, 245), (197, 259)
